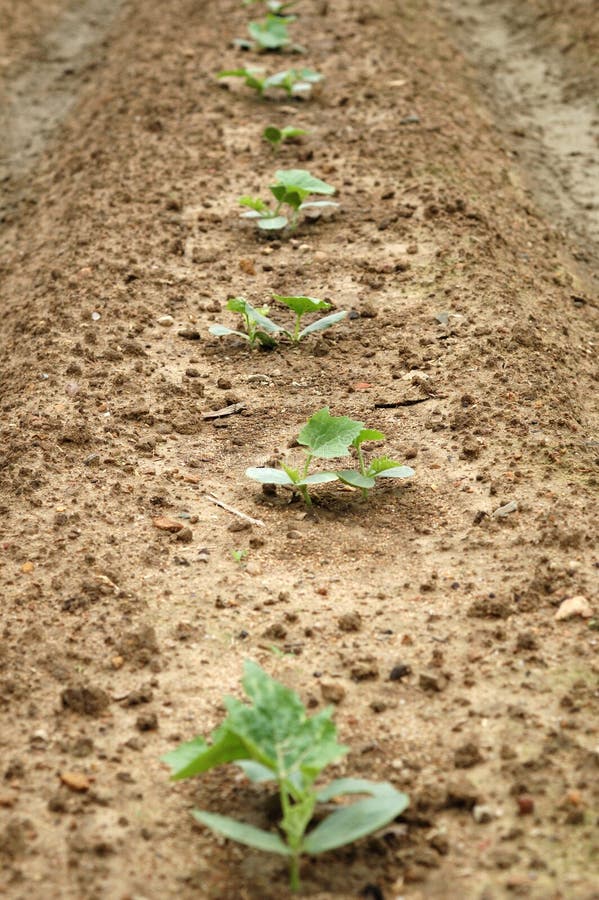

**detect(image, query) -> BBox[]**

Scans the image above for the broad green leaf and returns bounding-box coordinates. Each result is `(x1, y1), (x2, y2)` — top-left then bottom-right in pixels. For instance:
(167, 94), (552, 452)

(368, 457), (415, 479)
(237, 760), (275, 783)
(162, 727), (249, 780)
(302, 784), (409, 854)
(244, 304), (283, 333)
(298, 407), (363, 459)
(245, 467), (295, 486)
(248, 15), (293, 50)
(297, 472), (338, 486)
(316, 778), (392, 803)
(209, 324), (249, 339)
(298, 311), (347, 338)
(335, 470), (375, 490)
(257, 215), (288, 230)
(228, 661), (348, 784)
(273, 295), (329, 316)
(298, 200), (339, 209)
(192, 810), (291, 856)
(226, 297), (248, 313)
(239, 196), (269, 212)
(275, 169), (336, 196)
(280, 188), (304, 210)
(352, 428), (385, 449)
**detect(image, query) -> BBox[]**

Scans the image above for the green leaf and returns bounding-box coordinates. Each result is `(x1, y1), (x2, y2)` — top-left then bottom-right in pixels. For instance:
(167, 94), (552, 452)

(192, 810), (292, 856)
(280, 126), (306, 140)
(218, 68), (266, 93)
(298, 311), (347, 338)
(334, 470), (375, 490)
(368, 457), (415, 479)
(302, 783), (409, 854)
(162, 728), (249, 780)
(275, 169), (336, 196)
(239, 196), (269, 212)
(298, 200), (339, 209)
(237, 760), (275, 783)
(273, 295), (329, 316)
(263, 126), (282, 145)
(298, 407), (363, 459)
(297, 472), (338, 486)
(255, 331), (278, 349)
(245, 467), (295, 486)
(243, 304), (283, 333)
(352, 428), (386, 449)
(248, 15), (293, 50)
(229, 661), (348, 784)
(257, 215), (289, 230)
(209, 324), (249, 339)
(316, 777), (390, 803)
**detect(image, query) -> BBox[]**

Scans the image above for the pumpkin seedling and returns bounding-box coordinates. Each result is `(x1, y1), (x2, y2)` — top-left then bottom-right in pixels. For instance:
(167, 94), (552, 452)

(240, 168), (338, 233)
(163, 660), (409, 891)
(218, 67), (322, 97)
(210, 295), (347, 348)
(273, 295), (347, 341)
(235, 14), (296, 51)
(263, 124), (306, 150)
(246, 408), (415, 506)
(209, 297), (281, 348)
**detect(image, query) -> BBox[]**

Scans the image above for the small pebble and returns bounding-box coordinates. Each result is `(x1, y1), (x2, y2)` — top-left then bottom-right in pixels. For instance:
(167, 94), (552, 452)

(157, 315), (174, 327)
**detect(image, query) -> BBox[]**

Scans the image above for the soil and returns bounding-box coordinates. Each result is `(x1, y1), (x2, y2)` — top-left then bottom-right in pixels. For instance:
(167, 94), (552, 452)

(0, 1), (597, 899)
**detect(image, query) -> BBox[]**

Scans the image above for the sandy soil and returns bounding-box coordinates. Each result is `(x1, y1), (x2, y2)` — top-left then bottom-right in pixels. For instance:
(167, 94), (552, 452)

(0, 1), (597, 898)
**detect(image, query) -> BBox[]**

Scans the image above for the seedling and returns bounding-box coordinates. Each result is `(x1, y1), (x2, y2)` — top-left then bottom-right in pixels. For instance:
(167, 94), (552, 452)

(240, 168), (338, 232)
(218, 67), (322, 97)
(263, 125), (306, 150)
(273, 295), (347, 341)
(235, 14), (295, 51)
(210, 295), (347, 348)
(246, 407), (415, 505)
(163, 660), (409, 891)
(231, 548), (249, 564)
(209, 297), (281, 348)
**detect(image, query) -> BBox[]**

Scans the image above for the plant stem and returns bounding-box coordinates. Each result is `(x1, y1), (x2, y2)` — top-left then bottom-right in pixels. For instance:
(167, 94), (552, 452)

(293, 313), (301, 342)
(289, 854), (300, 891)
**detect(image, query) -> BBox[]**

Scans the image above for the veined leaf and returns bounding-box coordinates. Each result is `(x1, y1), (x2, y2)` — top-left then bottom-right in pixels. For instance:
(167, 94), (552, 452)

(273, 295), (329, 316)
(302, 783), (409, 854)
(297, 472), (338, 486)
(298, 310), (347, 338)
(353, 428), (385, 449)
(239, 195), (269, 213)
(334, 470), (375, 490)
(192, 810), (292, 856)
(245, 467), (295, 485)
(243, 303), (283, 333)
(275, 169), (336, 196)
(368, 457), (415, 479)
(208, 325), (249, 339)
(237, 760), (275, 783)
(298, 200), (339, 209)
(162, 727), (249, 780)
(298, 407), (363, 459)
(257, 215), (288, 230)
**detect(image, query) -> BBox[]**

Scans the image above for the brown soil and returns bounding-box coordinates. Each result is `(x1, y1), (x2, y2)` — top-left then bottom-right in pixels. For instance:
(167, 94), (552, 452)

(0, 1), (597, 899)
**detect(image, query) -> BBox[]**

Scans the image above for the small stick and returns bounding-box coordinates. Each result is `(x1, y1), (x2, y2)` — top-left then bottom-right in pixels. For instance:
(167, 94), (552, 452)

(204, 493), (265, 527)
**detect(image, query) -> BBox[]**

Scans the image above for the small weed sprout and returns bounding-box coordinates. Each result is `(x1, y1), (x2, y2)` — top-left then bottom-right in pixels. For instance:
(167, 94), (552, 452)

(240, 168), (338, 233)
(210, 295), (346, 348)
(218, 67), (322, 97)
(163, 661), (409, 891)
(231, 548), (249, 564)
(246, 408), (415, 505)
(263, 124), (306, 150)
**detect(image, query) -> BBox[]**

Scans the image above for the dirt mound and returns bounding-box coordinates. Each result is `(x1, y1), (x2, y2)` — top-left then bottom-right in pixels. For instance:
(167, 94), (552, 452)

(0, 0), (597, 897)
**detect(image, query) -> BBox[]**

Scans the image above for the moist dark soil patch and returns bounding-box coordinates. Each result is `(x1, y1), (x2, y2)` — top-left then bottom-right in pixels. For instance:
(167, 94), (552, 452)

(0, 1), (598, 898)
